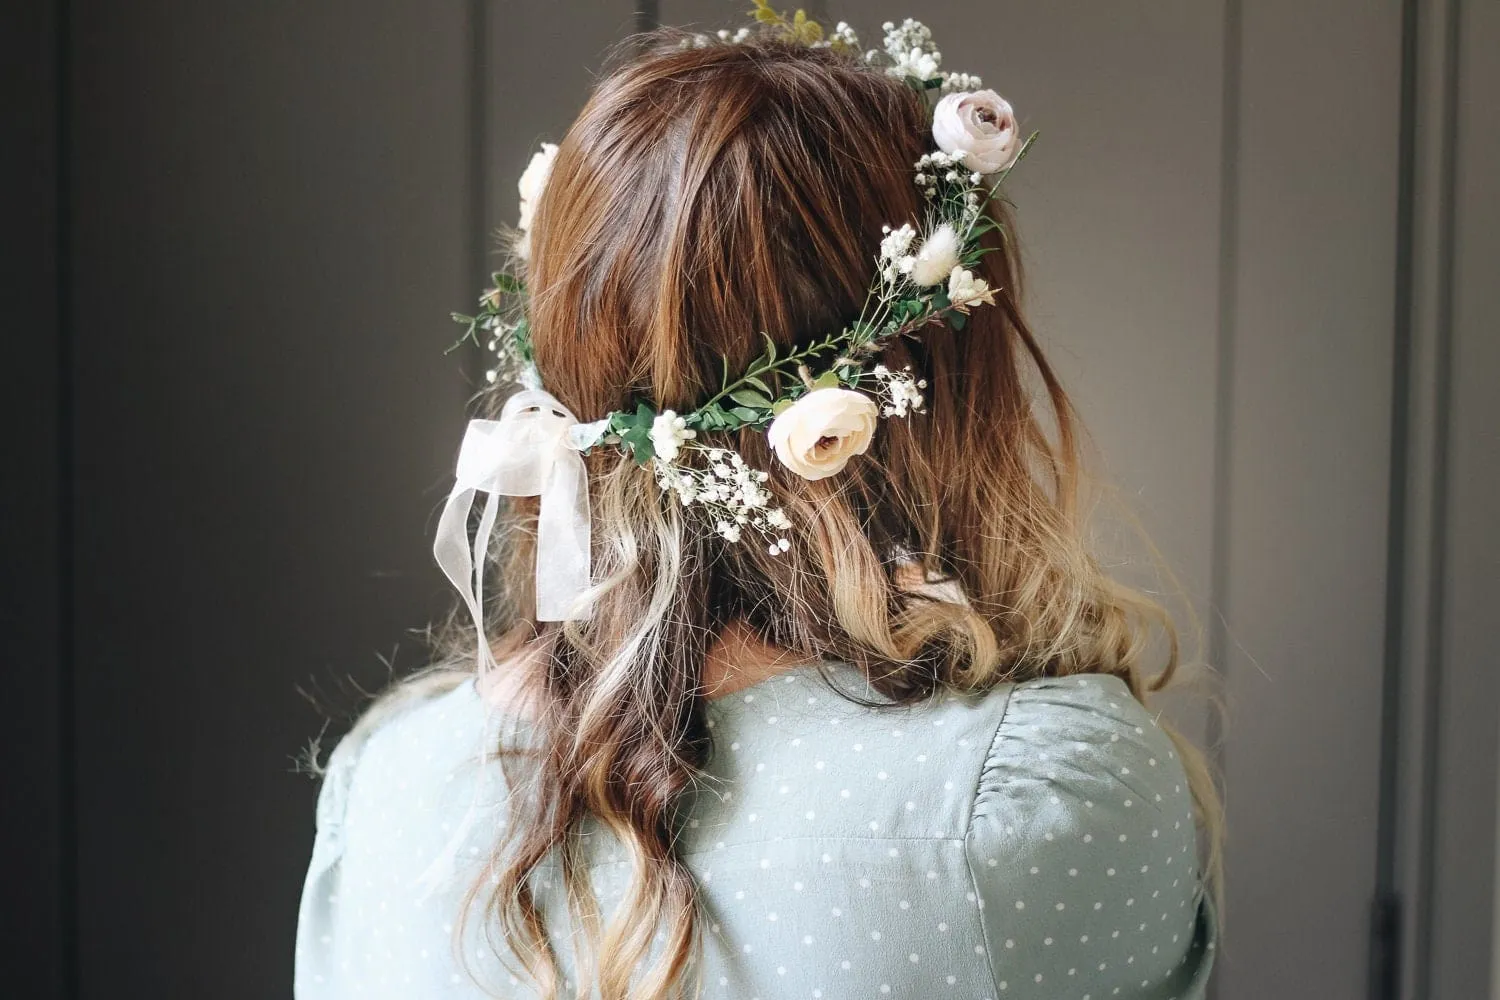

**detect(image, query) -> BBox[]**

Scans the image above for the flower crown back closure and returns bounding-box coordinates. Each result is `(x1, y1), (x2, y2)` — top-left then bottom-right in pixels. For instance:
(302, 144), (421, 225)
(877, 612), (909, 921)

(450, 8), (1036, 557)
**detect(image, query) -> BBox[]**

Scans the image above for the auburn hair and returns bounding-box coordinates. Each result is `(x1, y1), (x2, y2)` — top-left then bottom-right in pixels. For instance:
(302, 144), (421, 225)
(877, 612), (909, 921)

(371, 26), (1222, 1000)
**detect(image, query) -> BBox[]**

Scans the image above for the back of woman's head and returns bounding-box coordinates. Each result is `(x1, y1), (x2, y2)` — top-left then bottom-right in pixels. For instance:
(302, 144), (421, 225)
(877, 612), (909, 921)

(435, 25), (1219, 1000)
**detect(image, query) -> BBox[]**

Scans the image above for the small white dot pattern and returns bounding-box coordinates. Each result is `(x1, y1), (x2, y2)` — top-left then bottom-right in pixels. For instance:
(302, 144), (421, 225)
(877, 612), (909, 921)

(293, 666), (1217, 998)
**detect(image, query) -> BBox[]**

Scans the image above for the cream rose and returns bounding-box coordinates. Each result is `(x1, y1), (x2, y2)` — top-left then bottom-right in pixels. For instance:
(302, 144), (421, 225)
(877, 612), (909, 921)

(767, 388), (879, 481)
(932, 90), (1021, 175)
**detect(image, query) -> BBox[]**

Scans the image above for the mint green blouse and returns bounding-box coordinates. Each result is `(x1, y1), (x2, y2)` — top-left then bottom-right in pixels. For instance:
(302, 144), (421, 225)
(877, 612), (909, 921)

(294, 662), (1217, 998)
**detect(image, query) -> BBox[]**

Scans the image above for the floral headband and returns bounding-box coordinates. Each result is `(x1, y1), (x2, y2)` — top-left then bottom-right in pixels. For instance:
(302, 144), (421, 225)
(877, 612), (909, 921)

(434, 8), (1035, 670)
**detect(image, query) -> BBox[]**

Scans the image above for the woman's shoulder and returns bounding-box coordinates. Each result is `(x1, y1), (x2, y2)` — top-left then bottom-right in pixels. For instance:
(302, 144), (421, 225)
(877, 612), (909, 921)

(965, 672), (1217, 996)
(969, 670), (1198, 852)
(682, 666), (1185, 849)
(306, 674), (502, 852)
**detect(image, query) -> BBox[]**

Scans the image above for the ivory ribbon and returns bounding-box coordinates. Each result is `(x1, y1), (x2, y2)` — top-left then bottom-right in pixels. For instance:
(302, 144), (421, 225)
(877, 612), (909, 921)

(432, 388), (593, 672)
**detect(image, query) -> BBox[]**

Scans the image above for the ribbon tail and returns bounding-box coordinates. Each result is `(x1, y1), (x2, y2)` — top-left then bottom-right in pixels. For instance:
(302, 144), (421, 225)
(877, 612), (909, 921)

(470, 491), (503, 673)
(432, 484), (500, 673)
(534, 451), (592, 622)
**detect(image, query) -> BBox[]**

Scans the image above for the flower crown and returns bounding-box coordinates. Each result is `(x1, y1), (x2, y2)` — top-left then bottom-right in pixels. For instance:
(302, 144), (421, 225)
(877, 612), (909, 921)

(436, 8), (1035, 651)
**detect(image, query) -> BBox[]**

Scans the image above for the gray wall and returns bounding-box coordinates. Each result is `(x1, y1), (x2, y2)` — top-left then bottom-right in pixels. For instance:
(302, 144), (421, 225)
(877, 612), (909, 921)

(2, 1), (65, 997)
(9, 1), (1494, 998)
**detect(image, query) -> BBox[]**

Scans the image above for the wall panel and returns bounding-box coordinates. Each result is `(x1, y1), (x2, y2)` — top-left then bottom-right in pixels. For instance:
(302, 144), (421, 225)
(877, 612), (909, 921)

(1429, 1), (1500, 995)
(1222, 2), (1402, 998)
(69, 3), (475, 994)
(1, 1), (66, 996)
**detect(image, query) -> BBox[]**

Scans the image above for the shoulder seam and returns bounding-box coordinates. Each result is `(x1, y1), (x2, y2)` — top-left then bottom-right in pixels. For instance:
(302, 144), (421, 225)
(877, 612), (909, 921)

(964, 680), (1021, 834)
(961, 681), (1019, 997)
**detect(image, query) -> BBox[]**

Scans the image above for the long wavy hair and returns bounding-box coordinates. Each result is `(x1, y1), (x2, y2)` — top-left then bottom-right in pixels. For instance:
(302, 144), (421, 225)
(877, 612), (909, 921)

(367, 26), (1223, 1000)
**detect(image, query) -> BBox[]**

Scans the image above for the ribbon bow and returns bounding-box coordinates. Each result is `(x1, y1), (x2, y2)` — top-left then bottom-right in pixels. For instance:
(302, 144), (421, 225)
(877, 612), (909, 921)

(432, 388), (593, 672)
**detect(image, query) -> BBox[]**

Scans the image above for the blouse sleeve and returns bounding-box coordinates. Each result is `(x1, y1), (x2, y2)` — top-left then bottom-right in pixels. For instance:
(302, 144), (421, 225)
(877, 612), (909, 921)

(292, 726), (366, 998)
(964, 675), (1217, 999)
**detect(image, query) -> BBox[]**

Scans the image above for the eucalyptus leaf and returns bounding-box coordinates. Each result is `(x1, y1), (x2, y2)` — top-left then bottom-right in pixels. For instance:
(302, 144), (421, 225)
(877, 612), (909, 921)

(729, 388), (773, 409)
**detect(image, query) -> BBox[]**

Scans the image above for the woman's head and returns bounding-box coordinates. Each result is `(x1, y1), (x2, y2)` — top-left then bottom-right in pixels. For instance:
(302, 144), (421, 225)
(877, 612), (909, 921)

(441, 27), (1220, 1000)
(501, 33), (1095, 682)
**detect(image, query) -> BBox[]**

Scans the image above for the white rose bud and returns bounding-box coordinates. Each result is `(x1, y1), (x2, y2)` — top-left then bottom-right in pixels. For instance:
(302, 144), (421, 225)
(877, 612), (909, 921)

(931, 90), (1021, 175)
(766, 388), (879, 481)
(516, 142), (559, 232)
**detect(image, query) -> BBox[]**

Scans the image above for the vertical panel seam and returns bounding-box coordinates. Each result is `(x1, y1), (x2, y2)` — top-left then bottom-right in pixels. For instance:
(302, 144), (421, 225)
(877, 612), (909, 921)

(465, 0), (489, 389)
(636, 0), (659, 34)
(55, 0), (77, 994)
(1206, 0), (1241, 811)
(1414, 0), (1462, 995)
(1205, 2), (1241, 989)
(1371, 0), (1421, 995)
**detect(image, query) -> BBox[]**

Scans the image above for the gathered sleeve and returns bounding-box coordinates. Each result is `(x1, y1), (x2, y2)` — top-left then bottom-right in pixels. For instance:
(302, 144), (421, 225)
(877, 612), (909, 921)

(964, 675), (1217, 999)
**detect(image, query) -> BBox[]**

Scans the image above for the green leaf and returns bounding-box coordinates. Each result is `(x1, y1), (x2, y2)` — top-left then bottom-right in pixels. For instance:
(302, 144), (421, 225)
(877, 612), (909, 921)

(930, 291), (952, 313)
(729, 388), (773, 409)
(812, 370), (840, 389)
(730, 406), (761, 422)
(491, 272), (525, 295)
(743, 374), (772, 395)
(759, 331), (779, 363)
(771, 398), (794, 415)
(618, 423), (654, 464)
(948, 310), (968, 332)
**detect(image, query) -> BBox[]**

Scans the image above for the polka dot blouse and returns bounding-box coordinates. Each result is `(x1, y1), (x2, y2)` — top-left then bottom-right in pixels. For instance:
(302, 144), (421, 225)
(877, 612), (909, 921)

(294, 662), (1218, 998)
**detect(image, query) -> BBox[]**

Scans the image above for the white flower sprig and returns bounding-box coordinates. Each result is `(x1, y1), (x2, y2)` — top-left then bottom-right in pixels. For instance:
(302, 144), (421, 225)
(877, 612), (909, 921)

(452, 11), (1038, 556)
(654, 447), (792, 553)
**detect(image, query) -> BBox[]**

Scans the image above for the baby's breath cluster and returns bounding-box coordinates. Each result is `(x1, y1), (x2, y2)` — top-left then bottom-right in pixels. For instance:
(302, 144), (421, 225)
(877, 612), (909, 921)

(654, 448), (792, 552)
(869, 364), (928, 418)
(875, 18), (941, 82)
(453, 8), (1036, 557)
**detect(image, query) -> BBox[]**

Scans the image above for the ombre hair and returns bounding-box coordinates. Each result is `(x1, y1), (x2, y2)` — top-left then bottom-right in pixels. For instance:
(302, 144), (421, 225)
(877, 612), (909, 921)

(366, 27), (1223, 1000)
